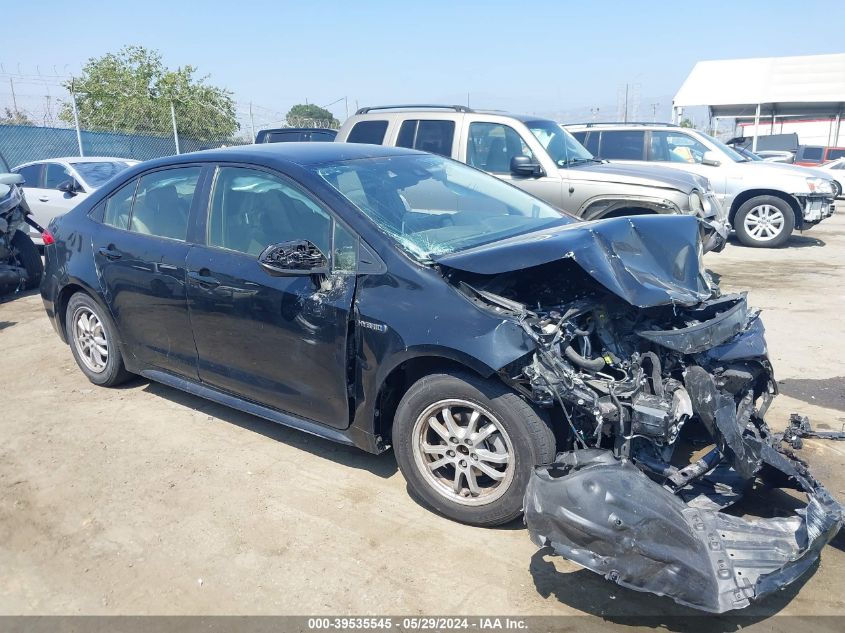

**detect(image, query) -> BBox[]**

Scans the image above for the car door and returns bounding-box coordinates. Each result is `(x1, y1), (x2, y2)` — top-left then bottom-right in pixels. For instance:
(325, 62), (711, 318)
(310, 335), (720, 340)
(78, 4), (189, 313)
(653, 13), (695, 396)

(185, 165), (356, 429)
(464, 121), (564, 207)
(13, 163), (47, 240)
(93, 165), (204, 378)
(39, 162), (88, 221)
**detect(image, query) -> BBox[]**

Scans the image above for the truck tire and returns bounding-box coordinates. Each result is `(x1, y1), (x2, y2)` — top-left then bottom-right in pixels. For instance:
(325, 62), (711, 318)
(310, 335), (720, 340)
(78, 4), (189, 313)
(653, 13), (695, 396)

(11, 230), (43, 289)
(393, 371), (556, 526)
(734, 196), (795, 248)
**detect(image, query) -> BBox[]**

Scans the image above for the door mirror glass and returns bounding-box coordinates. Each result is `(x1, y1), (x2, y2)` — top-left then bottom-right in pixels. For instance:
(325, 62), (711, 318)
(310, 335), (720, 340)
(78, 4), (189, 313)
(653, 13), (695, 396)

(702, 150), (721, 167)
(258, 240), (328, 276)
(510, 155), (542, 177)
(58, 179), (79, 195)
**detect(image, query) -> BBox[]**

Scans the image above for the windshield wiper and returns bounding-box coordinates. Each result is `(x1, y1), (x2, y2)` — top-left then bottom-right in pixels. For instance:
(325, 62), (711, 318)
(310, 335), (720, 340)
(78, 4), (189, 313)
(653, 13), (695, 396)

(561, 157), (601, 166)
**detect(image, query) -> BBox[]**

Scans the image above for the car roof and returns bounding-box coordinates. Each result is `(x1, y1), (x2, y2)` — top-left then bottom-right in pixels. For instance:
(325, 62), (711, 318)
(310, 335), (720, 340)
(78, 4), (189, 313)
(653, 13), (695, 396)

(349, 106), (553, 125)
(15, 156), (138, 168)
(258, 128), (337, 133)
(134, 142), (421, 171)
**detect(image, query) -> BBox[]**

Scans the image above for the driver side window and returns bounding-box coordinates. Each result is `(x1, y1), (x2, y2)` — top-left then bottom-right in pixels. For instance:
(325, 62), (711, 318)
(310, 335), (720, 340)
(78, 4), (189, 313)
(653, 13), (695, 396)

(649, 131), (710, 164)
(467, 122), (535, 174)
(208, 167), (331, 258)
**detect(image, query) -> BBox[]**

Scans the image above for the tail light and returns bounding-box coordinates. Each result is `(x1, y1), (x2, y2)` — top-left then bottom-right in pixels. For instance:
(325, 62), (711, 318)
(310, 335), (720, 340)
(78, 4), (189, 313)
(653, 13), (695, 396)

(41, 230), (55, 245)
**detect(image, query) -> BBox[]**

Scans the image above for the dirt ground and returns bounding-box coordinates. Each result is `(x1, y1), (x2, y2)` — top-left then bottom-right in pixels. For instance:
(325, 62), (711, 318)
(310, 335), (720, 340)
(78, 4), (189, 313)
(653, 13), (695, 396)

(1, 213), (844, 624)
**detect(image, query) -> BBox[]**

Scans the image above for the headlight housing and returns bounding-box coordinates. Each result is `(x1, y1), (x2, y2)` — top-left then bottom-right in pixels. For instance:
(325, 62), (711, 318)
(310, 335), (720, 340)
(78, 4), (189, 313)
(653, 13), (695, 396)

(806, 177), (834, 195)
(688, 190), (704, 214)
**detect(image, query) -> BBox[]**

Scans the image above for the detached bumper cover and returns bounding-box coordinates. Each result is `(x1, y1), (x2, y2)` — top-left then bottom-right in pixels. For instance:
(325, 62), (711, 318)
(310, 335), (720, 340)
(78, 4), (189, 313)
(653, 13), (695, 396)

(795, 194), (835, 225)
(525, 448), (843, 613)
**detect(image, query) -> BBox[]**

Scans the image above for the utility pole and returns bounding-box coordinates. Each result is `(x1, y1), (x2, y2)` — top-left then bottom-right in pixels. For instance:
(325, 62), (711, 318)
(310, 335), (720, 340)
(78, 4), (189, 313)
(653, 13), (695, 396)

(170, 100), (181, 155)
(249, 101), (256, 143)
(9, 77), (18, 115)
(651, 102), (660, 122)
(70, 81), (84, 157)
(624, 84), (629, 123)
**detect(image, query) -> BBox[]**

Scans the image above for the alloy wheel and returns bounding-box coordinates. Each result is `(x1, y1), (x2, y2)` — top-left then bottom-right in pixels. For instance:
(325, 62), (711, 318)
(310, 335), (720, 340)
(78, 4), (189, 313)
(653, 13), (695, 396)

(744, 204), (785, 242)
(411, 399), (515, 506)
(72, 306), (109, 373)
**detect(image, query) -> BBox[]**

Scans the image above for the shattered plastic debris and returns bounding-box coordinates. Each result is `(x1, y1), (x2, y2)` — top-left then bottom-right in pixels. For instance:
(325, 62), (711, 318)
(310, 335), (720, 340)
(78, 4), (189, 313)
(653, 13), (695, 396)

(525, 445), (842, 613)
(780, 414), (845, 448)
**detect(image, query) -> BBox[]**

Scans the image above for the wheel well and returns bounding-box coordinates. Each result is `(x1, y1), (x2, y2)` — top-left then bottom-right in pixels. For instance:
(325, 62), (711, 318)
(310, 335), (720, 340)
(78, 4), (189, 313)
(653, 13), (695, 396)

(55, 283), (87, 341)
(373, 357), (486, 444)
(598, 207), (656, 219)
(729, 189), (801, 226)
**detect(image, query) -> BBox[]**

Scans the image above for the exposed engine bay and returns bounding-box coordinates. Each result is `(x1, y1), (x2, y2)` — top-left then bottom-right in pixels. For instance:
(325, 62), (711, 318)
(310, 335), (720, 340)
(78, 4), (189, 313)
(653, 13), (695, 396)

(445, 250), (844, 613)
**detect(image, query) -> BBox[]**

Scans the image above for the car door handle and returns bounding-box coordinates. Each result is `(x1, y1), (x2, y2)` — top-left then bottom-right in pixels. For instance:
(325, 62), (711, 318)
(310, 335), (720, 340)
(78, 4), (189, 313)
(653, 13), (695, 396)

(98, 246), (122, 260)
(188, 270), (220, 287)
(38, 196), (50, 202)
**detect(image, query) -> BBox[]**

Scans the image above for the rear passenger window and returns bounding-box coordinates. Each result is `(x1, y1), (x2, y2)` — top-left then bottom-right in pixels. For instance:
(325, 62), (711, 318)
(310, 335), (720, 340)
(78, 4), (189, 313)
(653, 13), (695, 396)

(208, 167), (331, 257)
(14, 164), (41, 188)
(598, 130), (645, 160)
(129, 167), (201, 241)
(103, 179), (138, 230)
(347, 120), (389, 145)
(396, 120), (455, 156)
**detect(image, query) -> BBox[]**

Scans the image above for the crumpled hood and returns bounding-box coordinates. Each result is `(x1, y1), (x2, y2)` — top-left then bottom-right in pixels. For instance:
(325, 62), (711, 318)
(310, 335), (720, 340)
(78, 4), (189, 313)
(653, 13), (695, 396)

(434, 214), (713, 308)
(570, 161), (706, 192)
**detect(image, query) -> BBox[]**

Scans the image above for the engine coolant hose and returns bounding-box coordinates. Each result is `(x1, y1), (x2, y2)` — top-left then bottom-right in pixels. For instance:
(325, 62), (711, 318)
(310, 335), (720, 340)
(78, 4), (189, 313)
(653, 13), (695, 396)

(564, 344), (606, 371)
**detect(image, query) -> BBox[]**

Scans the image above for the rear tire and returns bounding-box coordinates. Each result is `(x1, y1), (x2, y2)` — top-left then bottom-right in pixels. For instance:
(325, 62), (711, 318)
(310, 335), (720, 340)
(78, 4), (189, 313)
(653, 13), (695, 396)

(65, 292), (132, 387)
(393, 371), (556, 526)
(11, 229), (43, 289)
(733, 196), (794, 248)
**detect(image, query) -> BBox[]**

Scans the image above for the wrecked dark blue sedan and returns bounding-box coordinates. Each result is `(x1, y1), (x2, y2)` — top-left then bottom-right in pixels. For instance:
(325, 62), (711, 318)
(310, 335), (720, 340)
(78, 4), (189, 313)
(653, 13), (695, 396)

(40, 143), (842, 612)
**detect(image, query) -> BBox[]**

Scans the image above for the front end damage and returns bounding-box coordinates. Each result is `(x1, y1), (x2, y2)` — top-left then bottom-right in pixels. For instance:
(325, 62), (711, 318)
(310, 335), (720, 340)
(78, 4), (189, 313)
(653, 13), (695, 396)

(434, 215), (843, 613)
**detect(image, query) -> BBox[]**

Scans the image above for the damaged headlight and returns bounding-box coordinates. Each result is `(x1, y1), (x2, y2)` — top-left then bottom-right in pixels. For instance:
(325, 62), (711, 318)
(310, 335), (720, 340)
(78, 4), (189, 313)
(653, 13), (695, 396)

(687, 190), (704, 214)
(806, 177), (834, 195)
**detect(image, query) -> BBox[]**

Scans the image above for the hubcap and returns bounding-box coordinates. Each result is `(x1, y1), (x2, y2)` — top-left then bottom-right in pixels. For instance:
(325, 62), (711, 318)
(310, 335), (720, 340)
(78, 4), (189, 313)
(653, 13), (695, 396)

(412, 399), (515, 506)
(72, 306), (109, 373)
(744, 204), (785, 241)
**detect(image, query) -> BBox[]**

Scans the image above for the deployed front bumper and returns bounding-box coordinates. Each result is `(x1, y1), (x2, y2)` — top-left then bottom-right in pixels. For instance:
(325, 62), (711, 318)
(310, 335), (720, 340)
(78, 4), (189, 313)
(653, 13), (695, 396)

(525, 447), (842, 613)
(796, 194), (835, 226)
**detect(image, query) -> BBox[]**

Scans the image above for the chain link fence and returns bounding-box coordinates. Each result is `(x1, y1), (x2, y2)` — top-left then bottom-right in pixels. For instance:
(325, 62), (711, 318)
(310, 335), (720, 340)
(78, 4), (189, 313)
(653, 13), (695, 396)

(0, 75), (339, 169)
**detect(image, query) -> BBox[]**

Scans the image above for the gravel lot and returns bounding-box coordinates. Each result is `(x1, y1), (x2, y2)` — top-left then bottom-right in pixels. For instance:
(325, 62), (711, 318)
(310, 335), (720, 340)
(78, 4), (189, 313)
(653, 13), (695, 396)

(1, 214), (844, 623)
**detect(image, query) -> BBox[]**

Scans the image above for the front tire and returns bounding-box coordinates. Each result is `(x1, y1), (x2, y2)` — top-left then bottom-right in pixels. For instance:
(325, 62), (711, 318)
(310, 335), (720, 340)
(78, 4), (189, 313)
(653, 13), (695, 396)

(393, 371), (556, 526)
(65, 292), (132, 387)
(734, 196), (795, 248)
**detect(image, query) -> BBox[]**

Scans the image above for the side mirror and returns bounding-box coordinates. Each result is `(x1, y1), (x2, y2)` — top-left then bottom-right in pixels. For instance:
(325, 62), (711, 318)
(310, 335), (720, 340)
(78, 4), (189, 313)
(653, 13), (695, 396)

(0, 173), (24, 186)
(258, 240), (328, 276)
(701, 151), (721, 167)
(58, 179), (80, 196)
(510, 155), (543, 177)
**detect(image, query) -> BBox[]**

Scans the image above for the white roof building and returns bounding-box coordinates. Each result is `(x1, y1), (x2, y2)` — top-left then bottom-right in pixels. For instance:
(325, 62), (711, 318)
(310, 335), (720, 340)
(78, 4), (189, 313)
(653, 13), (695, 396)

(673, 53), (845, 149)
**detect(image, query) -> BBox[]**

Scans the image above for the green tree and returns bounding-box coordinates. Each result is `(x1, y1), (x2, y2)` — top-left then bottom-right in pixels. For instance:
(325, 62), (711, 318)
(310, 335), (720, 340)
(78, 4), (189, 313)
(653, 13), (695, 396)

(286, 103), (339, 128)
(60, 45), (238, 142)
(0, 107), (33, 125)
(679, 118), (694, 128)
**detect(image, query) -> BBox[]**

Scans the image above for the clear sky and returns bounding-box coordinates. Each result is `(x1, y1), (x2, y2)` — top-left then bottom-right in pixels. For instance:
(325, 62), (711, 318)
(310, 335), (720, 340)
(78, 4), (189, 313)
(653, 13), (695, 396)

(2, 0), (841, 124)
